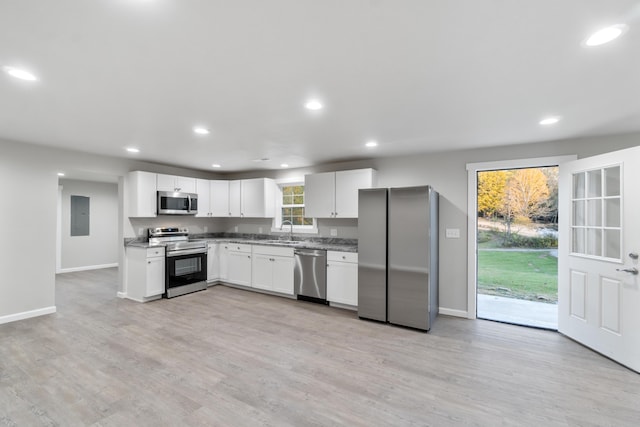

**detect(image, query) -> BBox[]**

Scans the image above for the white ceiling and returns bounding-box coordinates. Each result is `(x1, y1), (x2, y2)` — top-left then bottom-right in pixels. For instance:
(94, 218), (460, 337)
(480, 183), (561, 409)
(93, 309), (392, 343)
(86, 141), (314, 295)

(1, 0), (639, 172)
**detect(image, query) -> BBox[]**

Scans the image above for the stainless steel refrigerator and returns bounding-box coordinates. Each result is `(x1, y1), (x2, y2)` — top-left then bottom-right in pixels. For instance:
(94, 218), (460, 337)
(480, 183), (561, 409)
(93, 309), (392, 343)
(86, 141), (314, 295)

(357, 186), (439, 331)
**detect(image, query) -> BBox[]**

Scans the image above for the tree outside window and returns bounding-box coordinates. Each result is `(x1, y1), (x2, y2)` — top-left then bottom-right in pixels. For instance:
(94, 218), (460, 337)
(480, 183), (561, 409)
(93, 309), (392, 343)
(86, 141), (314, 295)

(281, 185), (314, 226)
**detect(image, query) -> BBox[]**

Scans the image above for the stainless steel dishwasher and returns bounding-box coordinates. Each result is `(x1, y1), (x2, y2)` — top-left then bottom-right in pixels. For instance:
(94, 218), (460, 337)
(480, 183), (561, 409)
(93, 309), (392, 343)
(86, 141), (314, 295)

(294, 248), (328, 304)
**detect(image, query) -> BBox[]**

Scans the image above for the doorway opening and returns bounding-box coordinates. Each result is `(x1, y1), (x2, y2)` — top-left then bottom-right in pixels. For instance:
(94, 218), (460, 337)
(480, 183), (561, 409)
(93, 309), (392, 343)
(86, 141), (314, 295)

(476, 166), (558, 329)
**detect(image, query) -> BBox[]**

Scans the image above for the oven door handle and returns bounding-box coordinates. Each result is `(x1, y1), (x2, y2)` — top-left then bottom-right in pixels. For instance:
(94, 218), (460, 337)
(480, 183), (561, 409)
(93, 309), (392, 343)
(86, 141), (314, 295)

(166, 249), (207, 257)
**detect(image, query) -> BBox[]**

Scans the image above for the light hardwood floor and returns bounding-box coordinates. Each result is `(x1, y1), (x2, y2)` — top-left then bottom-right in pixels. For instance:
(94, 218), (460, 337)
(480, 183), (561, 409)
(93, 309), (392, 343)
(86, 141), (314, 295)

(1, 268), (639, 426)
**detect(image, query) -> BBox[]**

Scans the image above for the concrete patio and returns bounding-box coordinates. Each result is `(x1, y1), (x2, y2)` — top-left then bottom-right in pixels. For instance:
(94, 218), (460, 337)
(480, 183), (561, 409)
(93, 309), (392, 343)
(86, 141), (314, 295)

(477, 293), (558, 330)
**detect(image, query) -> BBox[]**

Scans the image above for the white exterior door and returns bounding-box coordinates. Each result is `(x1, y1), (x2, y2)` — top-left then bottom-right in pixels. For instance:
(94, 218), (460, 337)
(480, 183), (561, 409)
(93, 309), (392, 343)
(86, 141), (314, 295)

(559, 146), (640, 373)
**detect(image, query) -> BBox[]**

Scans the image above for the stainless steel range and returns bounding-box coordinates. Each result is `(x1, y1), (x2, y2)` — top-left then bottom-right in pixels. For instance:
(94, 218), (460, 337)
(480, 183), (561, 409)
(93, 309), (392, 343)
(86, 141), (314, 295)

(148, 227), (207, 298)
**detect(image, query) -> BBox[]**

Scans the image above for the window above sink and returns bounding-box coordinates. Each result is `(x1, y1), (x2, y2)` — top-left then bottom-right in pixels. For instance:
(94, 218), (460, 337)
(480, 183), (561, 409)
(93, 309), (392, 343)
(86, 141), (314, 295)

(271, 178), (318, 235)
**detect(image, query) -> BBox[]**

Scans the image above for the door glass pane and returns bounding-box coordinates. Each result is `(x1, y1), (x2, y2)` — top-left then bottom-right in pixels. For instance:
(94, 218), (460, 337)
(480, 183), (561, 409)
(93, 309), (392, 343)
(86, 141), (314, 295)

(573, 200), (585, 226)
(573, 172), (585, 198)
(586, 199), (602, 226)
(604, 166), (621, 197)
(571, 165), (622, 261)
(572, 228), (585, 254)
(605, 199), (621, 227)
(604, 229), (621, 259)
(586, 228), (602, 256)
(587, 170), (602, 197)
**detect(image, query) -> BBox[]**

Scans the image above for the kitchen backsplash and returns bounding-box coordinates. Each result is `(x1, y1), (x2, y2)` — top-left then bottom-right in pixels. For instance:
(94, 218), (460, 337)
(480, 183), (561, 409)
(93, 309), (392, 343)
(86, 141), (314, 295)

(127, 216), (359, 239)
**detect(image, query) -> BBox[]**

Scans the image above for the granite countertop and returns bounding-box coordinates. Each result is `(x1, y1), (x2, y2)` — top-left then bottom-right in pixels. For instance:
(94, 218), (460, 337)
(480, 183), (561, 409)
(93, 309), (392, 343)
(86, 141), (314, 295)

(125, 234), (358, 253)
(126, 240), (166, 249)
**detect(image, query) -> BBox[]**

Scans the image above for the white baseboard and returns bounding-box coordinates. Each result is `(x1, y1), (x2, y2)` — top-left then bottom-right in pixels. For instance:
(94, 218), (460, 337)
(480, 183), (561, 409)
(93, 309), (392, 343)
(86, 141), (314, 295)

(57, 263), (118, 274)
(0, 306), (56, 325)
(117, 292), (127, 299)
(439, 307), (468, 318)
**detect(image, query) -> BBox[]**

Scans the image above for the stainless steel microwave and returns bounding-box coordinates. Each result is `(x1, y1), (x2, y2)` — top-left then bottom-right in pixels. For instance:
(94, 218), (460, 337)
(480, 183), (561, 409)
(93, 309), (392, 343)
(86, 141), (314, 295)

(157, 191), (198, 215)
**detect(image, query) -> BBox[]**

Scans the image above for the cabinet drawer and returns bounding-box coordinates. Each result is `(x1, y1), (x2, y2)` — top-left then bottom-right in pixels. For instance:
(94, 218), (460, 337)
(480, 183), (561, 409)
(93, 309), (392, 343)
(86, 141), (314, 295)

(147, 247), (165, 258)
(224, 243), (252, 253)
(252, 245), (294, 258)
(327, 251), (358, 263)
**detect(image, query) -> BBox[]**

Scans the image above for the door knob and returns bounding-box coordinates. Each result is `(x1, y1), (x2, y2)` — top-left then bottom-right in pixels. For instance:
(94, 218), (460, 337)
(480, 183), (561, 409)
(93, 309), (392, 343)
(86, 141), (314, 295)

(629, 252), (639, 260)
(616, 267), (639, 275)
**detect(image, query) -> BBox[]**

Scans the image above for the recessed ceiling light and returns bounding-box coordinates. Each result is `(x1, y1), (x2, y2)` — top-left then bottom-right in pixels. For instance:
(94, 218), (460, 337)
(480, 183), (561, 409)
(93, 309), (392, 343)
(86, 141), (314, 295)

(365, 140), (378, 148)
(281, 163), (289, 168)
(539, 117), (561, 126)
(212, 164), (221, 168)
(585, 24), (628, 46)
(193, 127), (210, 135)
(304, 99), (323, 111)
(57, 172), (65, 177)
(3, 66), (38, 81)
(126, 147), (140, 153)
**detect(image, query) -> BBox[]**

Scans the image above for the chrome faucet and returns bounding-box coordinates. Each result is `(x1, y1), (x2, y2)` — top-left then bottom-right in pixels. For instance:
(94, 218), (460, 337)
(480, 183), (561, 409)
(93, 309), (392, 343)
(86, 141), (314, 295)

(280, 220), (294, 241)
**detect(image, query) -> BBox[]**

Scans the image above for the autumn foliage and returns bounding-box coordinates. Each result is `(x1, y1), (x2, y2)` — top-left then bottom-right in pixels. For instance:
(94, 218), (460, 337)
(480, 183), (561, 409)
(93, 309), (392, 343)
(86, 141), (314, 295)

(478, 168), (556, 225)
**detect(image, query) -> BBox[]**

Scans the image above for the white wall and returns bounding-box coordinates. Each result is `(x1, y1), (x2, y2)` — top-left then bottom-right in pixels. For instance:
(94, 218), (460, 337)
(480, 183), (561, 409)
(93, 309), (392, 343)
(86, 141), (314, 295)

(228, 132), (640, 315)
(2, 132), (639, 323)
(0, 142), (57, 323)
(0, 138), (222, 323)
(59, 179), (119, 271)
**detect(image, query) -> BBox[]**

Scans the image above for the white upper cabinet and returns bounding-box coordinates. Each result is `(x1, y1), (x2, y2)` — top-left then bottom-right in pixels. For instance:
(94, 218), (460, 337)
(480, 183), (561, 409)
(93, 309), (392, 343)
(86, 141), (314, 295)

(156, 174), (196, 193)
(240, 178), (276, 218)
(305, 168), (377, 218)
(128, 171), (157, 217)
(229, 180), (242, 217)
(211, 180), (231, 217)
(304, 172), (336, 218)
(132, 173), (276, 218)
(335, 169), (377, 218)
(195, 179), (212, 217)
(192, 178), (276, 218)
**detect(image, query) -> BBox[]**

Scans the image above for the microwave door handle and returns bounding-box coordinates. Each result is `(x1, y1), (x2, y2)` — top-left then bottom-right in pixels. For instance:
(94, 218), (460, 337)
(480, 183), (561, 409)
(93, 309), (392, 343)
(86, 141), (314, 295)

(188, 195), (193, 213)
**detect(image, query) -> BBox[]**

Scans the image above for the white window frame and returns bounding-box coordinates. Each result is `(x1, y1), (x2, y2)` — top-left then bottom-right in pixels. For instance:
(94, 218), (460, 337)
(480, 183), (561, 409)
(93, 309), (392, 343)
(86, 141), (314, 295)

(271, 177), (318, 234)
(466, 155), (576, 320)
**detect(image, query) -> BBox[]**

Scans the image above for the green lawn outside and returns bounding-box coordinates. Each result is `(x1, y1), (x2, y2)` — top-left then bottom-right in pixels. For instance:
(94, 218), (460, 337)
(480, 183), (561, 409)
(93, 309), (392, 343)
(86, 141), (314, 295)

(478, 250), (558, 303)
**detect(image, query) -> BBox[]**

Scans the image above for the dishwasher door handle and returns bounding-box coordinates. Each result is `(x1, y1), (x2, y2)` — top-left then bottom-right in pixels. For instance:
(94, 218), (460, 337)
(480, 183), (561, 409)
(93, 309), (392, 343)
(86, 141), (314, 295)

(295, 252), (325, 257)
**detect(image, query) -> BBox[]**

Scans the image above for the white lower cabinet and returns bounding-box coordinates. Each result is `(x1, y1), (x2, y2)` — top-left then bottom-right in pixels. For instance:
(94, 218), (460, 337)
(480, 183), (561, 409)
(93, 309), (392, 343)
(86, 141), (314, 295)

(251, 245), (294, 295)
(219, 244), (229, 281)
(207, 242), (220, 283)
(126, 246), (165, 302)
(327, 251), (358, 307)
(226, 244), (252, 286)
